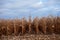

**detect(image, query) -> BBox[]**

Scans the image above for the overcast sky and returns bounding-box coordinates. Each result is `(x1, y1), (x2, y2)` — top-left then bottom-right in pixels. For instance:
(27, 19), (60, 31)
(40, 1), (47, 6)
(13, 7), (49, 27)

(0, 0), (60, 19)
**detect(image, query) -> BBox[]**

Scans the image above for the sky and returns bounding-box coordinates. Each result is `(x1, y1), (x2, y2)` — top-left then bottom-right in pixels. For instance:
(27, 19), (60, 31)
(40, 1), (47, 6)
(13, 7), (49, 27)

(0, 0), (60, 19)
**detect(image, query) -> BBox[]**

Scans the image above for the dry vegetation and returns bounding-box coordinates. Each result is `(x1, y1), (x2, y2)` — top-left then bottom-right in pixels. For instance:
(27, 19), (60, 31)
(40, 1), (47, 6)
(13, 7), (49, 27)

(0, 16), (60, 40)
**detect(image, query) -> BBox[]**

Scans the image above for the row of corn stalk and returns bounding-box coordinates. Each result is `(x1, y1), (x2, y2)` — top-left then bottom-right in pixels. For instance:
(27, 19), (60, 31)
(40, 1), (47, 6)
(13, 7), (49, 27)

(0, 16), (60, 36)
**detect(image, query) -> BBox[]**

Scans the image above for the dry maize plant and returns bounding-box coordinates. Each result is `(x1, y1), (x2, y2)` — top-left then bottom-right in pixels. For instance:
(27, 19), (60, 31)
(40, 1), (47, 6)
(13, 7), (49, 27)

(6, 19), (14, 35)
(21, 17), (27, 34)
(13, 18), (22, 35)
(46, 16), (55, 34)
(33, 17), (39, 34)
(39, 17), (47, 34)
(1, 19), (7, 35)
(0, 19), (2, 36)
(28, 16), (32, 34)
(54, 16), (60, 34)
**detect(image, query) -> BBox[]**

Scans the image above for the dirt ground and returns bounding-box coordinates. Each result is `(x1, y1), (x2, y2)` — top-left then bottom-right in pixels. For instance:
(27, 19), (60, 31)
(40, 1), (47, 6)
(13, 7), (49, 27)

(0, 34), (60, 40)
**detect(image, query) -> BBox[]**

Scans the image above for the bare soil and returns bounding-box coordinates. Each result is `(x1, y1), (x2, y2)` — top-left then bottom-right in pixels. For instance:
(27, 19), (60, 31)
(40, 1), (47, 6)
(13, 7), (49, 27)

(0, 34), (60, 40)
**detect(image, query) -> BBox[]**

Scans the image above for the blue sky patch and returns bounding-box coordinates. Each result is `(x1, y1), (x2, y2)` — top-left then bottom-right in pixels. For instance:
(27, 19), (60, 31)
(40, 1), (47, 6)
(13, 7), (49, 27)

(0, 0), (60, 19)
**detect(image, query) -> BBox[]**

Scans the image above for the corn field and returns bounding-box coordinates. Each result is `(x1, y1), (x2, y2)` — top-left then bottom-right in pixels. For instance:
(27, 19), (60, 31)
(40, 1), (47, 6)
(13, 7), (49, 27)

(0, 16), (60, 40)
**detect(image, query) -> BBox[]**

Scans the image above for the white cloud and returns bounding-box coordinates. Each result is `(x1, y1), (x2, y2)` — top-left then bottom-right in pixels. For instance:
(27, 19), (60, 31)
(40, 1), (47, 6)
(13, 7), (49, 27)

(31, 7), (49, 13)
(1, 0), (38, 9)
(31, 6), (60, 14)
(31, 1), (44, 8)
(54, 7), (60, 11)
